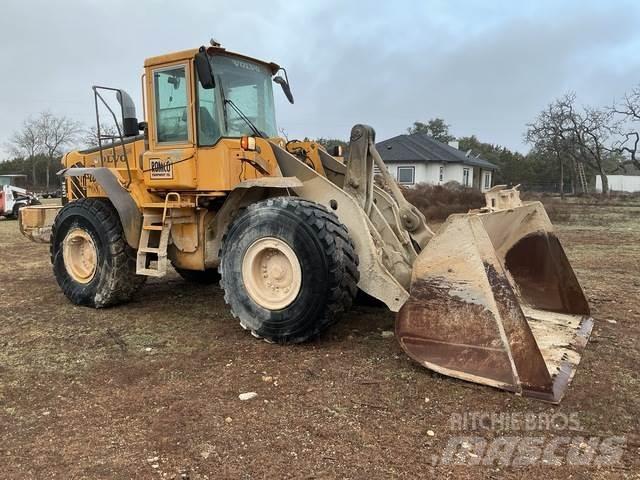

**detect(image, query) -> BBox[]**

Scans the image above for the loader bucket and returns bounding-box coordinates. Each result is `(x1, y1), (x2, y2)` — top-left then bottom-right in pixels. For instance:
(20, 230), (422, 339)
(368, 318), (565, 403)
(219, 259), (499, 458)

(396, 202), (592, 403)
(19, 205), (61, 243)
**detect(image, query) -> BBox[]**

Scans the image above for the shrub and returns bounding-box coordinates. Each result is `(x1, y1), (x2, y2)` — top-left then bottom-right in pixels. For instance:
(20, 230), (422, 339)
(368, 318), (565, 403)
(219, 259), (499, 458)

(401, 183), (485, 221)
(541, 200), (572, 223)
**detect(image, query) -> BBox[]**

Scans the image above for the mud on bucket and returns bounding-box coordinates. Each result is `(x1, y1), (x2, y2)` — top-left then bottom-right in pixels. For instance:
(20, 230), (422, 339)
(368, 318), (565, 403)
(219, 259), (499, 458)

(396, 199), (593, 403)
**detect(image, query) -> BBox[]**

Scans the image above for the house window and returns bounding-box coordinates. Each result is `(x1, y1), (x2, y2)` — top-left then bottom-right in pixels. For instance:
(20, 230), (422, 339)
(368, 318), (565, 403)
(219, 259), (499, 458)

(463, 168), (470, 187)
(397, 166), (415, 185)
(439, 166), (444, 182)
(484, 172), (491, 190)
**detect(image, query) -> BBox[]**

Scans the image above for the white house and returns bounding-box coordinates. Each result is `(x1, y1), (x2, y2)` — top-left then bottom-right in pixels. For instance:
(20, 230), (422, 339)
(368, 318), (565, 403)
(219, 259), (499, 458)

(376, 133), (497, 191)
(595, 175), (640, 193)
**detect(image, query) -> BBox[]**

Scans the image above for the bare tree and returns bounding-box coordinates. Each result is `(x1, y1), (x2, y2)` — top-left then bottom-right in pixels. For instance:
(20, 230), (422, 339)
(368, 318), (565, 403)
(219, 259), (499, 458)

(82, 123), (122, 148)
(566, 103), (614, 194)
(527, 93), (615, 195)
(8, 117), (42, 185)
(526, 94), (577, 198)
(611, 86), (640, 170)
(37, 112), (82, 189)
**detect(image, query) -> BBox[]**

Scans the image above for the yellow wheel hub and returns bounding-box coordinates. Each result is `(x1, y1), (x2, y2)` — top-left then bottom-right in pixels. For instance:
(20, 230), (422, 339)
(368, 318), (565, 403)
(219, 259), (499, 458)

(62, 227), (98, 284)
(242, 237), (302, 310)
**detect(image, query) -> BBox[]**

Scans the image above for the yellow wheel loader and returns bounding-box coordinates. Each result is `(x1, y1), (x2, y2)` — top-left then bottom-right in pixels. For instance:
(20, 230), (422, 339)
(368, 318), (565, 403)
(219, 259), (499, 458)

(19, 41), (593, 402)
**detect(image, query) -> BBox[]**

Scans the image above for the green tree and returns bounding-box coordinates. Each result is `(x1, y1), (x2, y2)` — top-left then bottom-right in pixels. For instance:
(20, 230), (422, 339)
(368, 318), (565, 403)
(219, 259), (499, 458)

(308, 137), (349, 157)
(407, 118), (455, 143)
(458, 135), (551, 188)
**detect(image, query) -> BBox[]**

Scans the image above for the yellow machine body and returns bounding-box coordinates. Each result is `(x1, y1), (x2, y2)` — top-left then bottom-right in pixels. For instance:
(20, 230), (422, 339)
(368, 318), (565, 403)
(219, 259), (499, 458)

(19, 45), (592, 403)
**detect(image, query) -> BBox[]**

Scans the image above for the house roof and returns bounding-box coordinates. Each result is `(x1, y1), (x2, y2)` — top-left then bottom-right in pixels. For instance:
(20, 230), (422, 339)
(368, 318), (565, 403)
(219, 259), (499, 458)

(376, 133), (497, 170)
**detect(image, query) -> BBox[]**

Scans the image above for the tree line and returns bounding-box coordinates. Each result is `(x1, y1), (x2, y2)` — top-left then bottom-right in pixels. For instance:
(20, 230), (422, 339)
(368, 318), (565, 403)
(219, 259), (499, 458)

(319, 87), (640, 195)
(5, 85), (640, 194)
(407, 92), (640, 196)
(1, 112), (119, 191)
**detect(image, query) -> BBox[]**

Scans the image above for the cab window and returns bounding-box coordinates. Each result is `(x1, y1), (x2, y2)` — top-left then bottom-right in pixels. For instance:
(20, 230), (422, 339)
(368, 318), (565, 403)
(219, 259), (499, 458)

(196, 80), (222, 146)
(154, 65), (189, 144)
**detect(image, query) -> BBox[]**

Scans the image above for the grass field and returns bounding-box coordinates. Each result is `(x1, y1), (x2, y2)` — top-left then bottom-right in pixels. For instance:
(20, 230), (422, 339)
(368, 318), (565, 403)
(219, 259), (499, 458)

(0, 199), (638, 478)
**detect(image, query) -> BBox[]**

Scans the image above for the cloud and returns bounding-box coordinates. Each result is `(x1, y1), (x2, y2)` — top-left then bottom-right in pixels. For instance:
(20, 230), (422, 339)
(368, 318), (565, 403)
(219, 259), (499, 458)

(1, 0), (639, 156)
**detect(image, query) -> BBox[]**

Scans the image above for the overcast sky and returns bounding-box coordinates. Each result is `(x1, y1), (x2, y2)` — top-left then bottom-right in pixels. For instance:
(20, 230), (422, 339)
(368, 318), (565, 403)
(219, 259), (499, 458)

(1, 0), (639, 157)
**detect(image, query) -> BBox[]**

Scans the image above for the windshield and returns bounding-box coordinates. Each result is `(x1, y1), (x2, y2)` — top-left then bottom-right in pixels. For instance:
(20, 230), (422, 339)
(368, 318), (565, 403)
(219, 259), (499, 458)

(0, 176), (26, 187)
(210, 55), (277, 139)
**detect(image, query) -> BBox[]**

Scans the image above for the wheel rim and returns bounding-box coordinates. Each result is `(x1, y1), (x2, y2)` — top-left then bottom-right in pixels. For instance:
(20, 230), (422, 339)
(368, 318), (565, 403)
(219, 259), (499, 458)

(242, 237), (302, 310)
(62, 227), (98, 284)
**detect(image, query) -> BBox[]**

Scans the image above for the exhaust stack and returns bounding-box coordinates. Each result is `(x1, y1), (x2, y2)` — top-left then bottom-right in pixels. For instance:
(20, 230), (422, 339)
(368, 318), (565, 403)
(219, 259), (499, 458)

(116, 90), (139, 137)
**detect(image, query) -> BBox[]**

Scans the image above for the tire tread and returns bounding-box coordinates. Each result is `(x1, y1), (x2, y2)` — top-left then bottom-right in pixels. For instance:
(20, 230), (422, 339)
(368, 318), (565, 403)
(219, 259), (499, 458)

(219, 197), (359, 342)
(50, 198), (145, 308)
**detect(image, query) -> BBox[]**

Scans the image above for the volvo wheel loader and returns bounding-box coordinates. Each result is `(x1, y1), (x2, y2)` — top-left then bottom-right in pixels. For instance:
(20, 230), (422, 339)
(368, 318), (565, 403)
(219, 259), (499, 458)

(19, 41), (593, 402)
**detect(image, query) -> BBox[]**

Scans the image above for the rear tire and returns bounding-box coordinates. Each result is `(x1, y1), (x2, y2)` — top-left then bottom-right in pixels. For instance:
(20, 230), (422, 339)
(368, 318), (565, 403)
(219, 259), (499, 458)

(10, 202), (27, 219)
(219, 197), (359, 343)
(50, 198), (146, 308)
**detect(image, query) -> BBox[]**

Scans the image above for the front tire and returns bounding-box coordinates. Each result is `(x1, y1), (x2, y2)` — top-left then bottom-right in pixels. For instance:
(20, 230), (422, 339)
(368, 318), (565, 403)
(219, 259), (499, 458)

(50, 198), (146, 308)
(220, 197), (359, 343)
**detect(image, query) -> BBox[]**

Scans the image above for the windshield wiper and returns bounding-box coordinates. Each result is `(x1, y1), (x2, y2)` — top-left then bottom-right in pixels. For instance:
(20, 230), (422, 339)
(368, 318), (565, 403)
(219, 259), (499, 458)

(224, 98), (264, 138)
(216, 77), (264, 138)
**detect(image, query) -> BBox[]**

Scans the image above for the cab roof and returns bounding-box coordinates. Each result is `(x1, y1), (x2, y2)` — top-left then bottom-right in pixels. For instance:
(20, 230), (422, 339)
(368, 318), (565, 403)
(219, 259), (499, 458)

(143, 46), (280, 74)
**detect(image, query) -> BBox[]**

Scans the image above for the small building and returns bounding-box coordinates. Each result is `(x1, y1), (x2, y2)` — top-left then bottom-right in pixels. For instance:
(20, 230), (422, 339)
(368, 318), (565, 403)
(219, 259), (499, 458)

(595, 175), (640, 193)
(376, 133), (497, 191)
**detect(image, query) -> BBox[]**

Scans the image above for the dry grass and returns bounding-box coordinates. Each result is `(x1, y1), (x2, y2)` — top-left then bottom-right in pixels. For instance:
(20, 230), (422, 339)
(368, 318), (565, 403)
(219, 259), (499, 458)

(1, 202), (639, 477)
(522, 191), (640, 205)
(539, 198), (573, 223)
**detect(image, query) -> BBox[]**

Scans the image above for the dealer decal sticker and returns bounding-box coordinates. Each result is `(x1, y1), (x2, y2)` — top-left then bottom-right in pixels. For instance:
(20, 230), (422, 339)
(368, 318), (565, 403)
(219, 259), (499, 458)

(150, 159), (173, 179)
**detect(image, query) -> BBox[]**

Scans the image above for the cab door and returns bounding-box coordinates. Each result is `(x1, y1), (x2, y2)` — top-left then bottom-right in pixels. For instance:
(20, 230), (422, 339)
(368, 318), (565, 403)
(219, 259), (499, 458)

(143, 62), (197, 189)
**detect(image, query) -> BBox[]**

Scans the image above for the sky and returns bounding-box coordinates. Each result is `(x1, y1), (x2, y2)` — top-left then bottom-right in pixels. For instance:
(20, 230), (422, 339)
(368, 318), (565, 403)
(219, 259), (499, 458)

(1, 0), (640, 158)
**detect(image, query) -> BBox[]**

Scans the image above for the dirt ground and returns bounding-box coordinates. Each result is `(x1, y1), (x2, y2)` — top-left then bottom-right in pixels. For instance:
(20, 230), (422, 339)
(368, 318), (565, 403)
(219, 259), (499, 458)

(1, 199), (638, 479)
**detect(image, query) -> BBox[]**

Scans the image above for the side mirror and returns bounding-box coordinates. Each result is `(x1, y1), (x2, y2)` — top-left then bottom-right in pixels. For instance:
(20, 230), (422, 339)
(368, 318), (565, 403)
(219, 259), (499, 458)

(195, 47), (215, 89)
(168, 75), (181, 89)
(274, 76), (294, 104)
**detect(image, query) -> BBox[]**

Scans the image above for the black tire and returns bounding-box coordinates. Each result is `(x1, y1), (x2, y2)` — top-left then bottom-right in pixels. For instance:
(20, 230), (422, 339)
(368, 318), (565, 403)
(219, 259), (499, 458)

(50, 198), (146, 308)
(219, 197), (359, 344)
(11, 202), (27, 219)
(174, 266), (220, 285)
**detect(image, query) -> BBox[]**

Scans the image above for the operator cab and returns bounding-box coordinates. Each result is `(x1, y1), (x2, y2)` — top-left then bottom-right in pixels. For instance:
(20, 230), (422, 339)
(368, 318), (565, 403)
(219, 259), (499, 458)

(0, 174), (27, 188)
(77, 42), (296, 192)
(146, 42), (293, 149)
